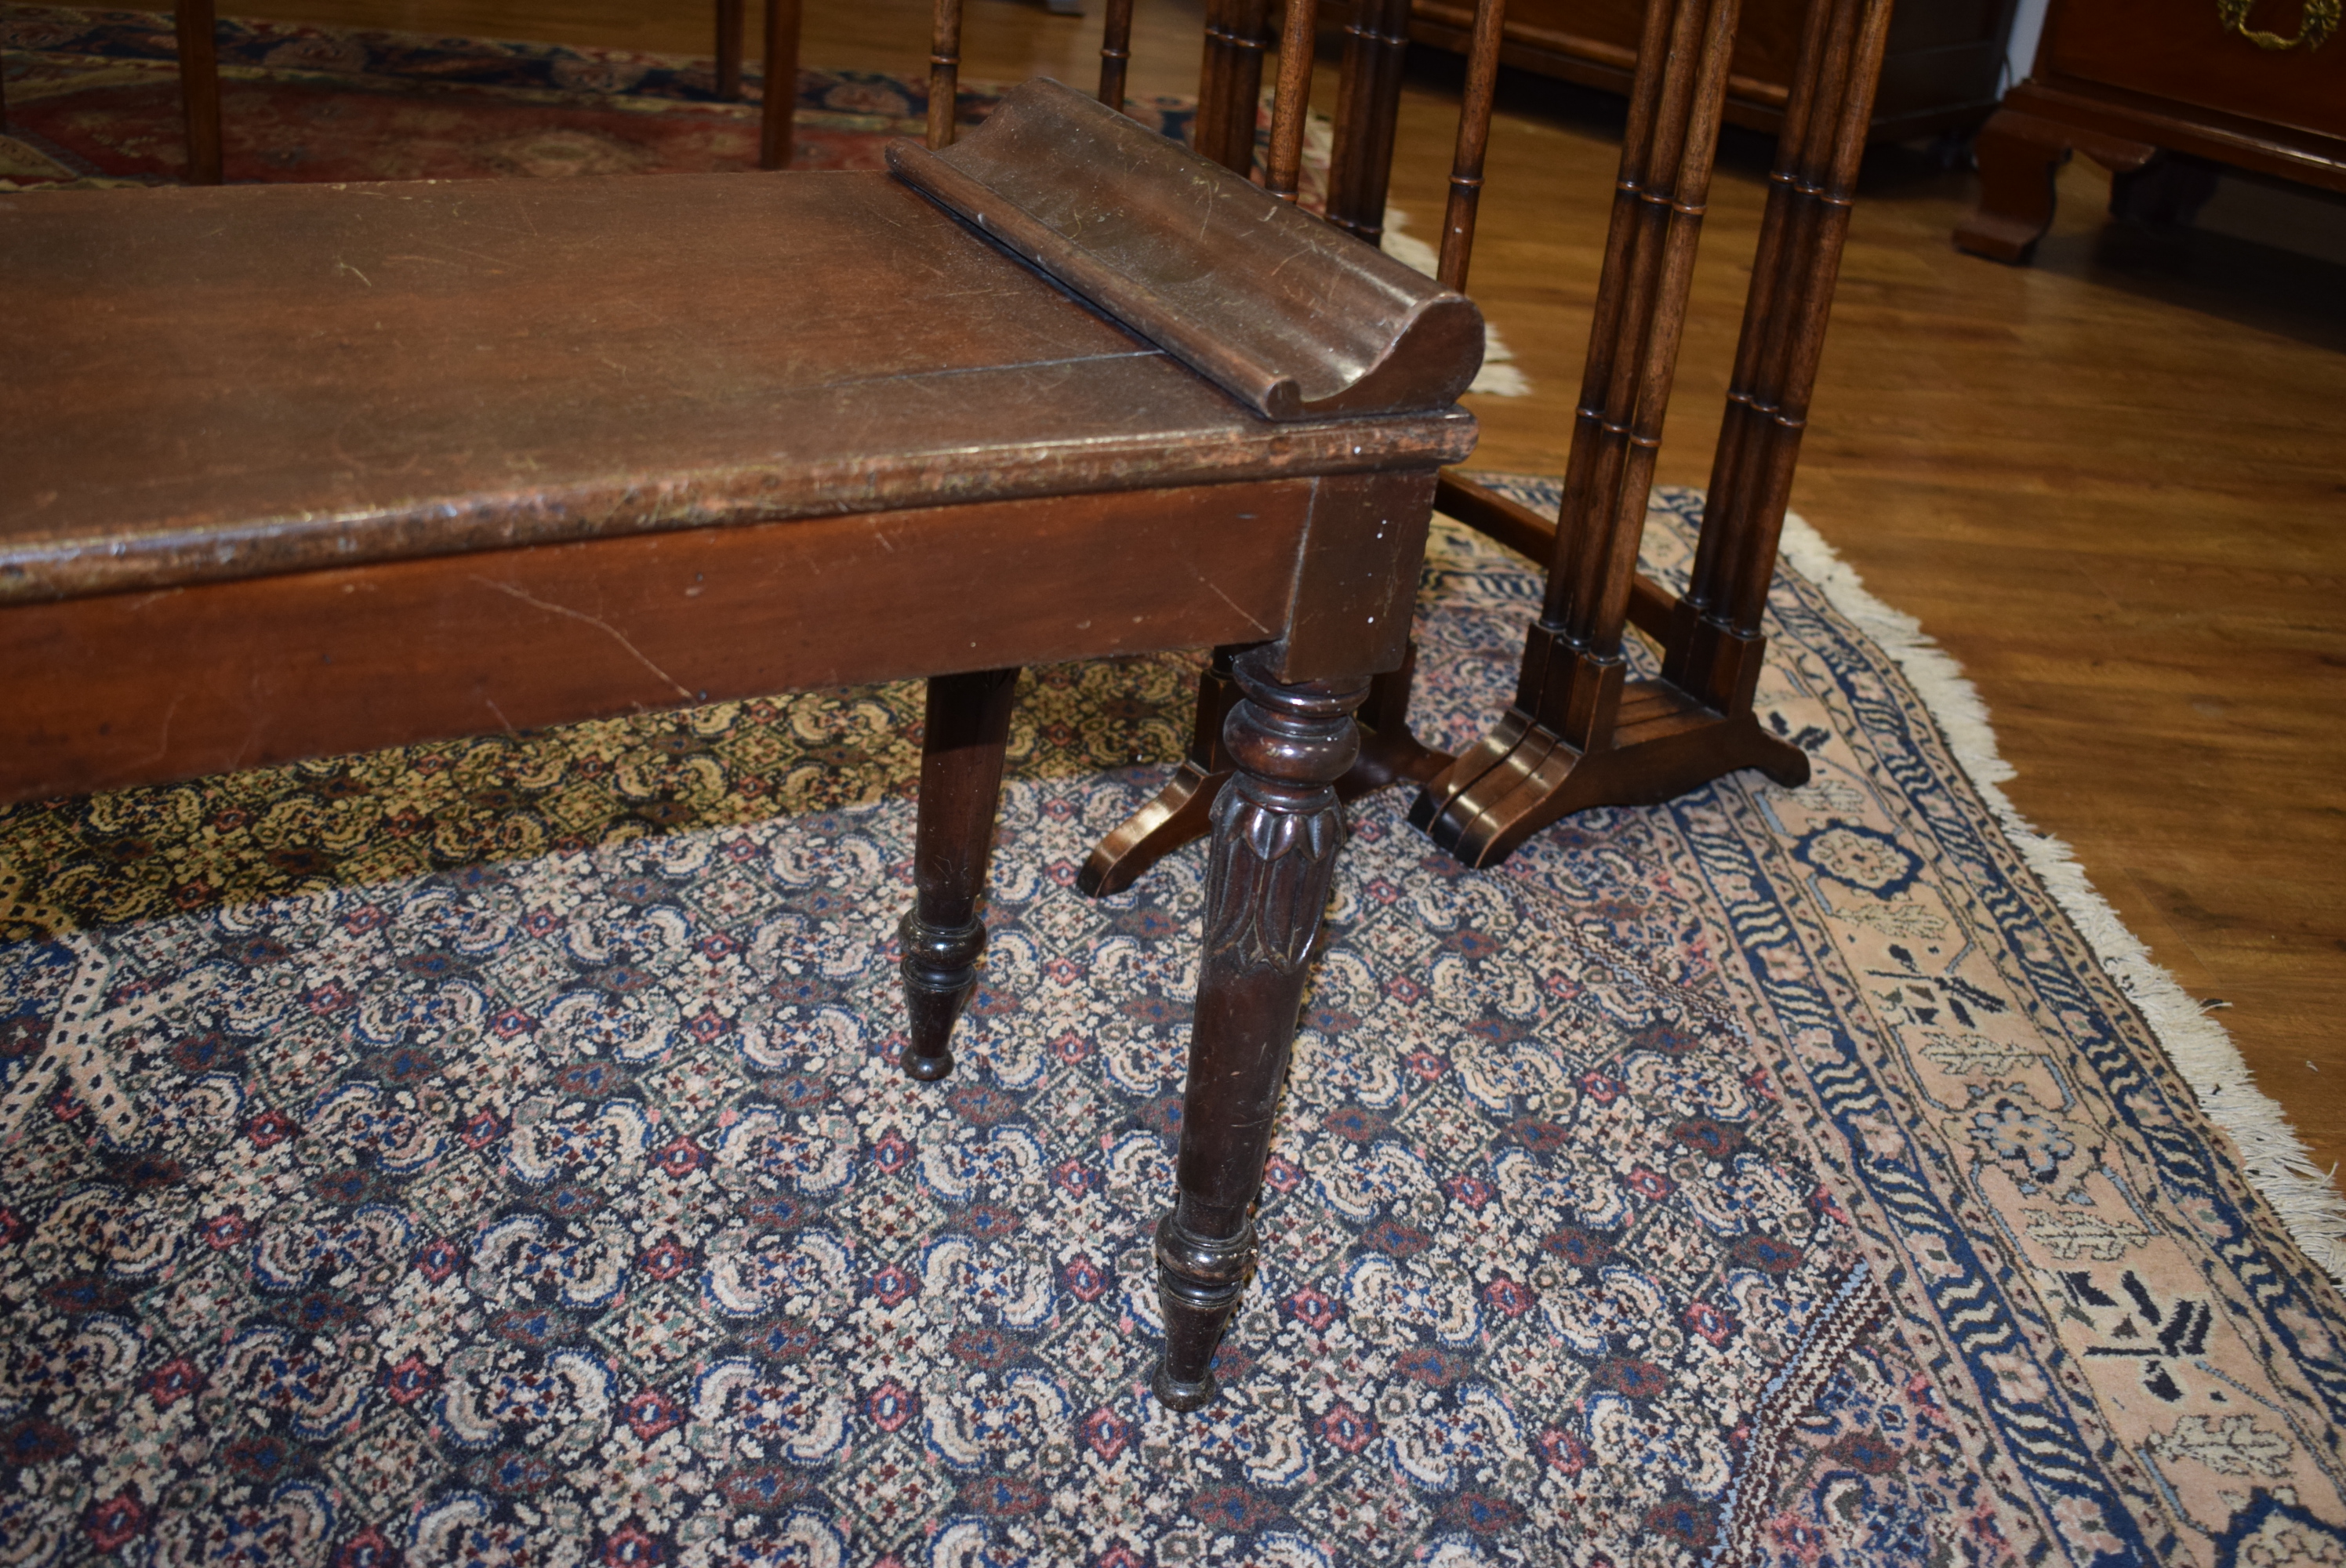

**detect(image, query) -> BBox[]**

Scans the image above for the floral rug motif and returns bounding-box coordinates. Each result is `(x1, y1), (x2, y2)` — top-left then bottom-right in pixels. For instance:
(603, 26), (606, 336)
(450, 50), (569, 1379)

(2, 484), (2344, 1566)
(0, 6), (1195, 187)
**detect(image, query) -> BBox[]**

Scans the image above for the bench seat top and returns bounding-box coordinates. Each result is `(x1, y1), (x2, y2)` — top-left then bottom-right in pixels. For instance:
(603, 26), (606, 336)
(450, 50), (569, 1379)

(1, 169), (1473, 605)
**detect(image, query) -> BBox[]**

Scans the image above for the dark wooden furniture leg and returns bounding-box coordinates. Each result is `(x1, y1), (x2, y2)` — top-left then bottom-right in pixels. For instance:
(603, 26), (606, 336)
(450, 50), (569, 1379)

(1098, 0), (1137, 108)
(717, 0), (745, 99)
(1077, 649), (1434, 897)
(1195, 0), (1272, 172)
(760, 0), (801, 169)
(1078, 646), (1241, 897)
(1326, 0), (1414, 246)
(176, 0), (222, 185)
(1316, 0), (1453, 793)
(1953, 105), (2154, 263)
(1413, 0), (1891, 869)
(1414, 0), (1741, 862)
(927, 0), (963, 149)
(1153, 644), (1368, 1408)
(899, 666), (1020, 1080)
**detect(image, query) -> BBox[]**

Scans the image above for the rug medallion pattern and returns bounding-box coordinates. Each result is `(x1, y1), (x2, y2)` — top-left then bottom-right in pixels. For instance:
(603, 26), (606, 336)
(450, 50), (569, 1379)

(1, 486), (2342, 1565)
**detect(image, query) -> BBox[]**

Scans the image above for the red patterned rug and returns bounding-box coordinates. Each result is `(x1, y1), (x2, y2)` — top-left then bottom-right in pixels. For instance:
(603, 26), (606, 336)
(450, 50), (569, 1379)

(0, 5), (1194, 187)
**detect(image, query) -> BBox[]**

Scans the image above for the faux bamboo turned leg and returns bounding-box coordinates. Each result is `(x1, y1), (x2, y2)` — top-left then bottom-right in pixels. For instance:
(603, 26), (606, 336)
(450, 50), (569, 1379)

(1436, 0), (1508, 287)
(899, 666), (1020, 1081)
(176, 0), (222, 185)
(1555, 0), (1731, 652)
(1196, 0), (1271, 173)
(717, 0), (745, 100)
(1195, 0), (1233, 165)
(1325, 0), (1413, 242)
(1672, 0), (1890, 733)
(1429, 0), (1680, 814)
(758, 0), (801, 168)
(1263, 0), (1320, 200)
(1720, 0), (1890, 636)
(1154, 648), (1367, 1409)
(1098, 0), (1136, 109)
(1676, 0), (1831, 645)
(1414, 0), (1738, 859)
(1415, 0), (1907, 869)
(926, 0), (964, 151)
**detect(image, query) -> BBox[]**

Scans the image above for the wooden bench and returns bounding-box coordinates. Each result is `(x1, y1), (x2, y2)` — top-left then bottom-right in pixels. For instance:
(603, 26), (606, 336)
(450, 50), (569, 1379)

(0, 78), (1482, 1407)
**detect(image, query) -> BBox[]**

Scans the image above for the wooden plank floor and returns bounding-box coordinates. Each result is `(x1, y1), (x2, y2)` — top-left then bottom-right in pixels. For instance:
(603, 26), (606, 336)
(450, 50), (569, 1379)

(190, 0), (2346, 1189)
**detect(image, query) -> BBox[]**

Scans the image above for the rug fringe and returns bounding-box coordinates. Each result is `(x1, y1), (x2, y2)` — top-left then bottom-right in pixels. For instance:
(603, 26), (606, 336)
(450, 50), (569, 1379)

(1775, 512), (2346, 1285)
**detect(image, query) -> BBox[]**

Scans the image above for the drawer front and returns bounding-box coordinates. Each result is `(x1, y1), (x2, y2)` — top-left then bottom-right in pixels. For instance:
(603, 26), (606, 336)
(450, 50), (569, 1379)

(2043, 0), (2346, 139)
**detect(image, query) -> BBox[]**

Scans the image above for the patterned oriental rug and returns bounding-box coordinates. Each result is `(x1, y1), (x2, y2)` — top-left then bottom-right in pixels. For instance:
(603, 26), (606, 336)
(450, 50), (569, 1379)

(0, 6), (1195, 187)
(2, 479), (2342, 1566)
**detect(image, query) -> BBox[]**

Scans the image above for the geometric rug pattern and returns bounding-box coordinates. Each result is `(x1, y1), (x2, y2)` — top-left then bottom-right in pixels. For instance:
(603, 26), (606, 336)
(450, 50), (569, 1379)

(2, 477), (2343, 1566)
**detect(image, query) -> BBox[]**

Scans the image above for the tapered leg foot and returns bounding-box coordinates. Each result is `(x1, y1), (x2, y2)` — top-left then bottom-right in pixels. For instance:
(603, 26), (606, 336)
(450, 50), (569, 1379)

(899, 666), (1019, 1081)
(1153, 645), (1367, 1405)
(898, 911), (982, 1080)
(1152, 1212), (1253, 1409)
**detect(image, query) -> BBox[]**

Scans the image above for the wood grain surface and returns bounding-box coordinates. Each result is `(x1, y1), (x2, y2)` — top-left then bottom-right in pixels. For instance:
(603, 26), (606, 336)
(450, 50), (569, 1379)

(0, 171), (1469, 601)
(890, 78), (1482, 419)
(108, 0), (2346, 1186)
(0, 481), (1321, 800)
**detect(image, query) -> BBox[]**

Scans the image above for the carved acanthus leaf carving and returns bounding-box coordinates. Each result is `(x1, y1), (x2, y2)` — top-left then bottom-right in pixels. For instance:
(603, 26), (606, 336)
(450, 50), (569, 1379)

(1204, 782), (1344, 975)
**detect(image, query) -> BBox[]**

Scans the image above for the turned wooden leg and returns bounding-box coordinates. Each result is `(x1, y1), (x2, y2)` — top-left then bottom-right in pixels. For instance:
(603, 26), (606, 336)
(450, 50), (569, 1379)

(176, 0), (222, 185)
(1082, 642), (1441, 898)
(899, 666), (1019, 1081)
(1153, 646), (1367, 1409)
(758, 0), (801, 169)
(716, 0), (744, 99)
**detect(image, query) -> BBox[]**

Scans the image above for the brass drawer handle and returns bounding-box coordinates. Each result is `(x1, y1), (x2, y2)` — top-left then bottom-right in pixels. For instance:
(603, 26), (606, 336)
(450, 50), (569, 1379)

(2216, 0), (2338, 50)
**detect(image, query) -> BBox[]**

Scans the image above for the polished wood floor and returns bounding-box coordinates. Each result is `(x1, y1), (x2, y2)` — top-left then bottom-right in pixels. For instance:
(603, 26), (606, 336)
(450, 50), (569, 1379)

(187, 0), (2346, 1189)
